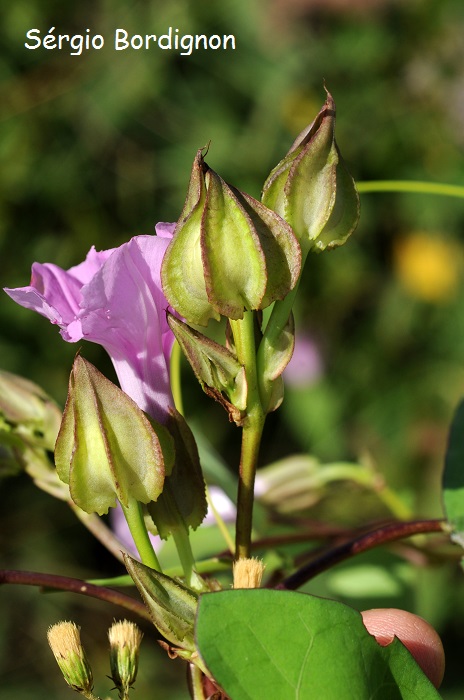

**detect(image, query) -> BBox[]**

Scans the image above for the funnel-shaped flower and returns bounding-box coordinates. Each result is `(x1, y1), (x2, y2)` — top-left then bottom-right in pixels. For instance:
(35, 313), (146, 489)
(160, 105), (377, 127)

(161, 150), (301, 326)
(4, 224), (176, 425)
(5, 224), (207, 530)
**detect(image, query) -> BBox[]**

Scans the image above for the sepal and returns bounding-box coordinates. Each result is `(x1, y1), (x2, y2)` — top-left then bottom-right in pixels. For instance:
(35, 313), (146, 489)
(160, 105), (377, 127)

(123, 554), (198, 651)
(260, 312), (295, 413)
(148, 408), (207, 538)
(168, 313), (247, 423)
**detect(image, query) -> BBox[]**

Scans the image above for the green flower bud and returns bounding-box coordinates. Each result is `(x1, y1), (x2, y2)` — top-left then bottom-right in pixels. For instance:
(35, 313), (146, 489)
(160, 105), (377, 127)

(47, 621), (94, 695)
(108, 620), (143, 696)
(162, 149), (301, 326)
(123, 554), (198, 652)
(55, 355), (172, 515)
(262, 91), (359, 254)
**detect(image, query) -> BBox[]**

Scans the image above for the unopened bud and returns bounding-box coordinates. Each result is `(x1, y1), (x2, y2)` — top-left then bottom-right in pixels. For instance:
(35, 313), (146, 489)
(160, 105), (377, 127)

(47, 621), (94, 695)
(233, 557), (266, 589)
(55, 355), (171, 515)
(262, 90), (359, 254)
(162, 149), (301, 326)
(108, 620), (143, 696)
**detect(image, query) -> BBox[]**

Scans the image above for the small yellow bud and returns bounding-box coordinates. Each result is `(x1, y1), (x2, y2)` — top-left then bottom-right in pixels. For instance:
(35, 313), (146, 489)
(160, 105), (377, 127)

(108, 620), (143, 695)
(233, 558), (266, 589)
(47, 621), (94, 694)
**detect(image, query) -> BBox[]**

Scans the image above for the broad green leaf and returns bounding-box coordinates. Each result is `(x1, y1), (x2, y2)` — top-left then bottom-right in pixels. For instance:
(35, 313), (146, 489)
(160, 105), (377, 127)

(443, 398), (464, 547)
(195, 590), (440, 700)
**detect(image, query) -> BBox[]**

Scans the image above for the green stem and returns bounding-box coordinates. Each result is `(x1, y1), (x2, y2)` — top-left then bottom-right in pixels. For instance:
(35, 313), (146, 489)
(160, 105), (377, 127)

(89, 558), (231, 587)
(188, 664), (208, 700)
(82, 691), (102, 700)
(235, 417), (265, 559)
(120, 497), (161, 571)
(171, 525), (204, 592)
(357, 180), (464, 199)
(230, 312), (266, 560)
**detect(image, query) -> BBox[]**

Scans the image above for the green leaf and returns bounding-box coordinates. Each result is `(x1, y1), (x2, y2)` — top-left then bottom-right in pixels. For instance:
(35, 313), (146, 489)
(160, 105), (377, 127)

(195, 590), (440, 700)
(443, 398), (464, 547)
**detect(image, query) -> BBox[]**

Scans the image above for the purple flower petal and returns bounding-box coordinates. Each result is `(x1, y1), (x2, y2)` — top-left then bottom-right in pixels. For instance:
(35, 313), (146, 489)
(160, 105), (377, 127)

(79, 235), (174, 422)
(155, 222), (177, 239)
(4, 227), (177, 423)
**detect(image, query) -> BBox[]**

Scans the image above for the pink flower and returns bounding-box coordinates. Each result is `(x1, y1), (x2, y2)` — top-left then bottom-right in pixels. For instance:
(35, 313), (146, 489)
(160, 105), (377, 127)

(4, 223), (177, 424)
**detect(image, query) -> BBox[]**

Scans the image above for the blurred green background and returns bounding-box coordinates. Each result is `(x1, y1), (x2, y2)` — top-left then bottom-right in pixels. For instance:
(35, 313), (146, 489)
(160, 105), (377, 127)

(2, 0), (464, 697)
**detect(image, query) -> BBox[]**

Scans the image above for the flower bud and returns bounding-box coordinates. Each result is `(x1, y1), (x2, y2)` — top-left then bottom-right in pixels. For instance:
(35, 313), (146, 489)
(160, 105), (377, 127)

(108, 620), (143, 695)
(123, 554), (198, 652)
(262, 91), (359, 254)
(162, 149), (301, 326)
(55, 355), (173, 515)
(47, 621), (94, 695)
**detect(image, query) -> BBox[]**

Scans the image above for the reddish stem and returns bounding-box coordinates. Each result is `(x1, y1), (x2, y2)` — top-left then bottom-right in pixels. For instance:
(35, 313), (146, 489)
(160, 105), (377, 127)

(0, 568), (151, 621)
(276, 519), (446, 590)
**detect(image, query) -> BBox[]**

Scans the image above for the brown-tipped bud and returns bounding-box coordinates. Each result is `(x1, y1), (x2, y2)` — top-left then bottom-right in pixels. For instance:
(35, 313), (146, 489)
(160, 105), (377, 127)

(162, 148), (301, 326)
(262, 90), (359, 255)
(233, 557), (266, 589)
(55, 355), (170, 515)
(108, 620), (143, 695)
(47, 621), (94, 694)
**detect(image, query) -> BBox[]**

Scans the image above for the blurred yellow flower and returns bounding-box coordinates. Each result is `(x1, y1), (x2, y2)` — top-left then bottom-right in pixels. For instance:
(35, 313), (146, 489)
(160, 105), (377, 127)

(393, 232), (462, 302)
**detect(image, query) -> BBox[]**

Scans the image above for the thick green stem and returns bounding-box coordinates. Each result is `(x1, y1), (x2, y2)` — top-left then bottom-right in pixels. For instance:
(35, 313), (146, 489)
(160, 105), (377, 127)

(230, 312), (266, 560)
(120, 497), (161, 571)
(235, 415), (265, 559)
